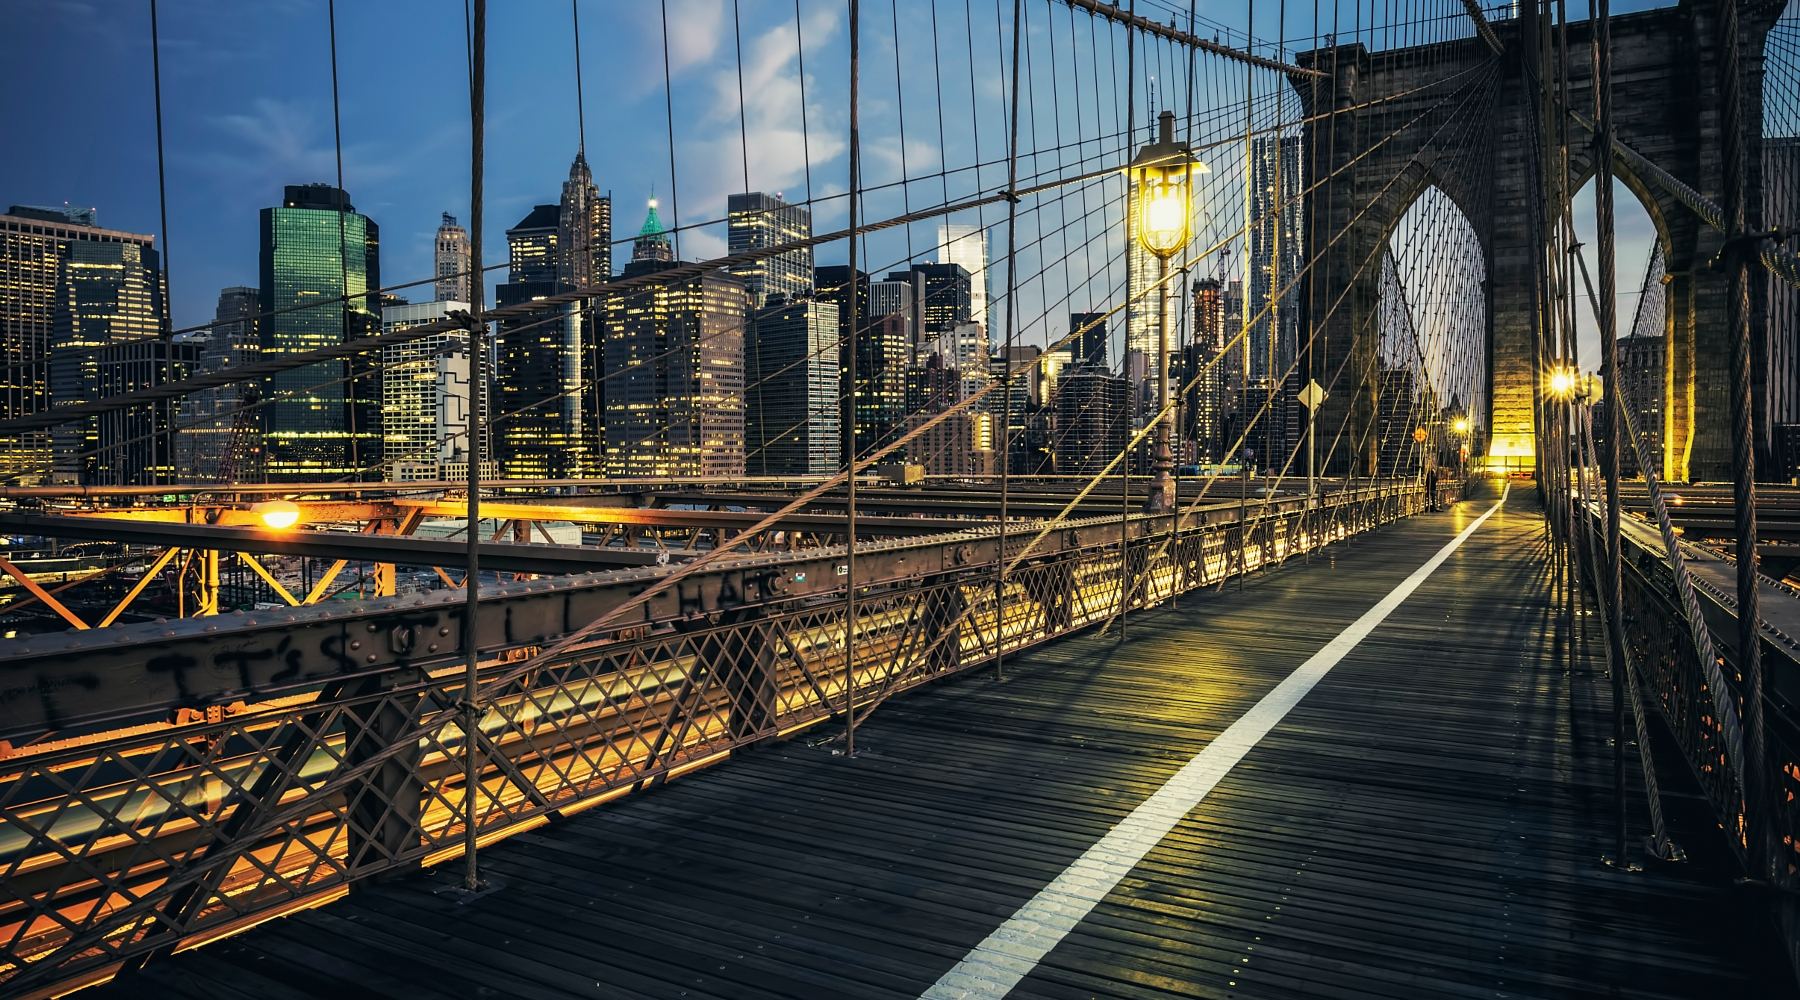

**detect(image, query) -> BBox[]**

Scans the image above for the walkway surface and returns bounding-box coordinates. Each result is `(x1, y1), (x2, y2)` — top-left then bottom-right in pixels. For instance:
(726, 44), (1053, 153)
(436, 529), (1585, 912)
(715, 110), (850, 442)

(101, 486), (1796, 1000)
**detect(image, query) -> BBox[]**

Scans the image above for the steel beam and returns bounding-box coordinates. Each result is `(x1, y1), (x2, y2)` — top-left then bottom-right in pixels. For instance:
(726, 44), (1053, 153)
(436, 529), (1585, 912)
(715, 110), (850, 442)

(0, 489), (1382, 742)
(0, 513), (685, 572)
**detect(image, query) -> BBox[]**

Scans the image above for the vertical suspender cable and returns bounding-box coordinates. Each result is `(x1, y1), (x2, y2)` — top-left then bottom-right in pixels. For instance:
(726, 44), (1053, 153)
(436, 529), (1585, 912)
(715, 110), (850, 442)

(1591, 0), (1631, 867)
(734, 0), (751, 194)
(845, 0), (861, 757)
(660, 1), (682, 261)
(463, 0), (486, 894)
(150, 0), (172, 341)
(149, 0), (175, 483)
(1719, 0), (1767, 878)
(1121, 3), (1136, 641)
(998, 0), (1024, 682)
(795, 1), (814, 203)
(328, 0), (356, 477)
(573, 0), (586, 153)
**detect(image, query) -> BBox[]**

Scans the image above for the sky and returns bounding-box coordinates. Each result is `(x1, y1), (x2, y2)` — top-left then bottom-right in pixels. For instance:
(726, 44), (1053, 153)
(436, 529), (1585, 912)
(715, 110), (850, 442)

(1, 0), (1674, 343)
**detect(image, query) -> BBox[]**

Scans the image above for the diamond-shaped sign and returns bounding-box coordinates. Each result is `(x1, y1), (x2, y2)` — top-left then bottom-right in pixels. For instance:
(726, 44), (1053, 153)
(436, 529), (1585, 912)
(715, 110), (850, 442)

(1297, 379), (1328, 411)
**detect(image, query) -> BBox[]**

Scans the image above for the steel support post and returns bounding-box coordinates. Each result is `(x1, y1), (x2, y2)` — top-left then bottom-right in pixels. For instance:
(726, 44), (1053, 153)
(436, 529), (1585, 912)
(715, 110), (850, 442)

(461, 0), (487, 894)
(341, 676), (426, 881)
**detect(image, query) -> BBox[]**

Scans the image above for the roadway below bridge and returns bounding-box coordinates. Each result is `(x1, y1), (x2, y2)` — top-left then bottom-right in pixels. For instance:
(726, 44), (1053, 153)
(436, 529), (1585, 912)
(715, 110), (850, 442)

(93, 484), (1794, 1000)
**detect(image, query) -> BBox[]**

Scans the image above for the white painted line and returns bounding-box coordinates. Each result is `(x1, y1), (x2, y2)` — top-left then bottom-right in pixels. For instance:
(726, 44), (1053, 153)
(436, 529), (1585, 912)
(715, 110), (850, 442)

(919, 485), (1509, 1000)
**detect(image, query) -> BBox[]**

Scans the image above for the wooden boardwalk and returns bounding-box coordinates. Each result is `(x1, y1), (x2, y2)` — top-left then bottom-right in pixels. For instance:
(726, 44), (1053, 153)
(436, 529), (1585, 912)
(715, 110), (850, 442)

(103, 487), (1795, 1000)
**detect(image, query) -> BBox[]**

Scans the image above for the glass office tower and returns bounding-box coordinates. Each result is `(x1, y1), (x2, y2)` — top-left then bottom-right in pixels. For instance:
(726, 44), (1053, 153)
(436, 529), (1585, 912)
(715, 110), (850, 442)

(727, 192), (813, 308)
(259, 184), (380, 481)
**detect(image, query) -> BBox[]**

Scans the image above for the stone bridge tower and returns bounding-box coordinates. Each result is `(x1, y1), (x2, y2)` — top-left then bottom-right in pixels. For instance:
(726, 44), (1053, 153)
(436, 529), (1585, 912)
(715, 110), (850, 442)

(1294, 0), (1788, 481)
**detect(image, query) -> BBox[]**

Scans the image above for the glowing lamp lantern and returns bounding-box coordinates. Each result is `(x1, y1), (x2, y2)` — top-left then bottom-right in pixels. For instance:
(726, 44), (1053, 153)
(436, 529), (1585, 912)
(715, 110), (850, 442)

(253, 499), (301, 530)
(1549, 369), (1575, 397)
(1128, 111), (1208, 260)
(1453, 417), (1470, 435)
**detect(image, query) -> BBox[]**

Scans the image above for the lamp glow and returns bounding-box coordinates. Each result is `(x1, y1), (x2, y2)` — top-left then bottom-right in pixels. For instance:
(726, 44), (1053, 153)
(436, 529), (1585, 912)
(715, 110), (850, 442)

(1453, 417), (1469, 434)
(1140, 183), (1192, 256)
(1549, 370), (1574, 396)
(254, 499), (301, 530)
(1127, 112), (1208, 260)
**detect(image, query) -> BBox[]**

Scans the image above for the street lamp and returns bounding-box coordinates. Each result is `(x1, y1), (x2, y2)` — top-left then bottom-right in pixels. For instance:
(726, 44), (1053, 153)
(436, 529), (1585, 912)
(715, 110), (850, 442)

(1128, 110), (1208, 514)
(253, 499), (301, 530)
(1452, 416), (1470, 483)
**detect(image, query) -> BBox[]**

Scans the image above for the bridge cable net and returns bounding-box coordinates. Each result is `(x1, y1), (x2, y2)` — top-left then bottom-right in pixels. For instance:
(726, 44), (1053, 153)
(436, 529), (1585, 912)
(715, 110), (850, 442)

(0, 1), (1507, 988)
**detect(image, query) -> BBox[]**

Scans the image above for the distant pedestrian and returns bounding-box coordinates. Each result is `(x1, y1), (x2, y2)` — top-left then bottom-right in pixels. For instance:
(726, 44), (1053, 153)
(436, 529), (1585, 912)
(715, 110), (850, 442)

(1425, 465), (1440, 512)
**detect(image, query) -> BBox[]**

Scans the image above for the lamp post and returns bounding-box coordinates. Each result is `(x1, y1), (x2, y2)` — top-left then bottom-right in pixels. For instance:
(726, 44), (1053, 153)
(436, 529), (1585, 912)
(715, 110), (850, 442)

(1452, 416), (1470, 486)
(1128, 110), (1208, 514)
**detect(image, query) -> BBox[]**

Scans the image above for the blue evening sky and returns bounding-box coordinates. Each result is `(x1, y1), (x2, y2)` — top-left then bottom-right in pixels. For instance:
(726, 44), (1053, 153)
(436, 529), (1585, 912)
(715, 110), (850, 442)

(3, 0), (1667, 366)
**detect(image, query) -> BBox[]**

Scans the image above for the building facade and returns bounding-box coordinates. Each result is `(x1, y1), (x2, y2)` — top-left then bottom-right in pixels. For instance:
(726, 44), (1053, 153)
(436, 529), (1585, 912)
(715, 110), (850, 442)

(850, 311), (910, 459)
(1053, 364), (1127, 475)
(815, 265), (869, 465)
(50, 238), (166, 483)
(2, 206), (163, 483)
(728, 192), (813, 307)
(1618, 333), (1665, 478)
(937, 223), (988, 331)
(603, 257), (746, 478)
(560, 151), (611, 289)
(1248, 135), (1303, 385)
(435, 214), (471, 303)
(494, 197), (590, 480)
(176, 286), (261, 480)
(381, 300), (473, 479)
(745, 298), (840, 475)
(259, 184), (380, 481)
(506, 205), (561, 284)
(903, 351), (993, 478)
(94, 340), (198, 486)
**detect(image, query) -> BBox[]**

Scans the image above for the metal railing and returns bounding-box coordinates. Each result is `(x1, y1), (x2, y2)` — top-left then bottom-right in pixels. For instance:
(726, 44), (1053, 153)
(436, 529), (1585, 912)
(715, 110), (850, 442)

(0, 482), (1435, 994)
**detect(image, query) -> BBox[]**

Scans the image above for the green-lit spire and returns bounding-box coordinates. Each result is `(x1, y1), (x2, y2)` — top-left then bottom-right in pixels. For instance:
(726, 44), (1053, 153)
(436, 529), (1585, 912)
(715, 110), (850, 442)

(632, 190), (674, 263)
(639, 200), (665, 238)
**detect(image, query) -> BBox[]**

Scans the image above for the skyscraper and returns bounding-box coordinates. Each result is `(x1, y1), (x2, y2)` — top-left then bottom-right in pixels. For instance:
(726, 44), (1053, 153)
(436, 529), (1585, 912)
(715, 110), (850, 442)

(435, 214), (471, 302)
(1248, 136), (1303, 383)
(506, 205), (561, 283)
(850, 311), (909, 458)
(1618, 333), (1664, 478)
(259, 184), (380, 481)
(816, 265), (869, 465)
(1068, 312), (1108, 367)
(1054, 365), (1128, 475)
(495, 204), (587, 479)
(902, 351), (993, 477)
(604, 248), (746, 478)
(382, 299), (472, 479)
(891, 263), (973, 340)
(177, 286), (260, 480)
(728, 193), (813, 308)
(745, 298), (840, 475)
(937, 223), (988, 331)
(1182, 279), (1228, 463)
(94, 339), (198, 485)
(559, 152), (610, 287)
(3, 206), (160, 483)
(50, 239), (166, 482)
(868, 277), (914, 331)
(631, 197), (675, 264)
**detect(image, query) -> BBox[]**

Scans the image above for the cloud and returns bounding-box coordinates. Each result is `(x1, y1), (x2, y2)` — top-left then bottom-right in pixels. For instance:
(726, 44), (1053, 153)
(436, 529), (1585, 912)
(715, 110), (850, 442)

(655, 4), (846, 239)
